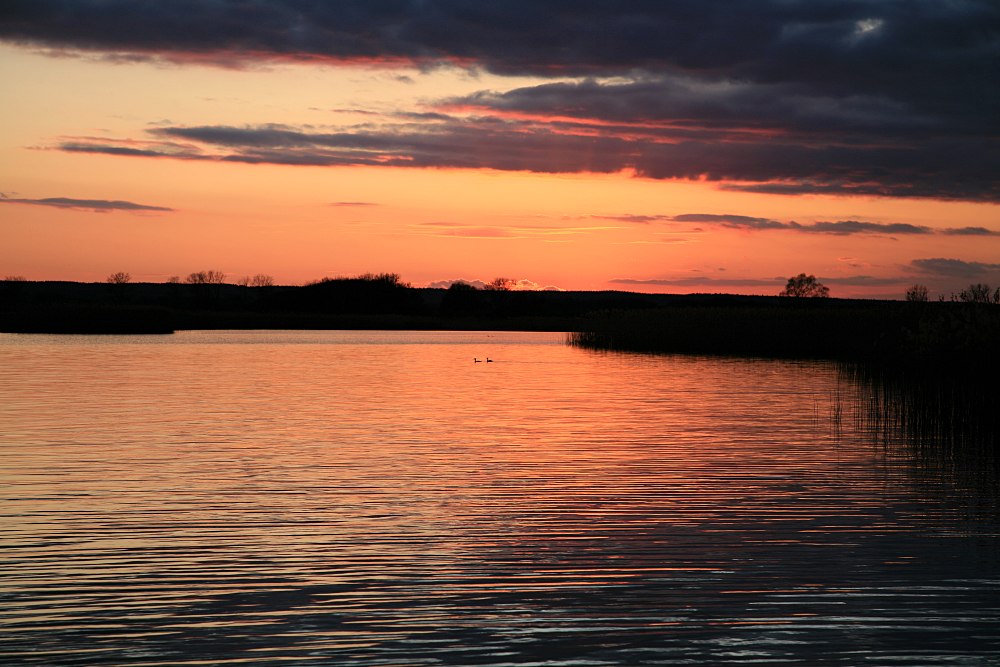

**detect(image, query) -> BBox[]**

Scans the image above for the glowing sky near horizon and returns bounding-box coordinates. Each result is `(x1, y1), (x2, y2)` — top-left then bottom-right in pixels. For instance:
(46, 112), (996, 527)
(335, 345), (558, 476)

(1, 2), (997, 298)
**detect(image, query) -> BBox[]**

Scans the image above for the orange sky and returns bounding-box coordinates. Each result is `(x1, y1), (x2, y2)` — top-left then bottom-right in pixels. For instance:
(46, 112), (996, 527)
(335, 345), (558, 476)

(1, 34), (997, 298)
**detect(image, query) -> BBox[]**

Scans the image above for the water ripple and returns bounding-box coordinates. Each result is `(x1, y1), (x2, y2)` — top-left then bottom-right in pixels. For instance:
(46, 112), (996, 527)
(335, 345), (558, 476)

(1, 331), (998, 665)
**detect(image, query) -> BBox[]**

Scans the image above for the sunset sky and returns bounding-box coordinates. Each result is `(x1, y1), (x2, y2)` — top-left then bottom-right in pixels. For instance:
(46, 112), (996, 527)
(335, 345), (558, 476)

(1, 1), (997, 297)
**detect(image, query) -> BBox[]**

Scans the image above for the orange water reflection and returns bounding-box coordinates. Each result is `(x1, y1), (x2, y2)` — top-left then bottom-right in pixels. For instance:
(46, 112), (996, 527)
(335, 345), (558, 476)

(1, 331), (998, 665)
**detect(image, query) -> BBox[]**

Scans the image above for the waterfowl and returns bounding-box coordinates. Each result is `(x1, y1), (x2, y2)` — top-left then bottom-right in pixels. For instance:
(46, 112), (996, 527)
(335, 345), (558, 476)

(474, 358), (482, 363)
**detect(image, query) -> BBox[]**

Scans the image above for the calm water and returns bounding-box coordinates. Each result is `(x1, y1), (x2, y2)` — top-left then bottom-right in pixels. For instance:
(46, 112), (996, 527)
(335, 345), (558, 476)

(1, 330), (997, 666)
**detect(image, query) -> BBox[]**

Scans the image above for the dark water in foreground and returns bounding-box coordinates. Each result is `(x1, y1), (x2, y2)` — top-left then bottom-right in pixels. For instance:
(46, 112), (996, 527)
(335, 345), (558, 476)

(1, 330), (997, 666)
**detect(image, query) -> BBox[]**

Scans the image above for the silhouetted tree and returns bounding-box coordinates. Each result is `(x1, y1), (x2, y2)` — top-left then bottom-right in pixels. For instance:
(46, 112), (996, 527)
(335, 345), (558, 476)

(780, 273), (830, 298)
(236, 274), (275, 287)
(2, 275), (27, 281)
(959, 283), (998, 304)
(106, 271), (131, 284)
(250, 274), (274, 287)
(357, 272), (409, 287)
(311, 272), (408, 287)
(185, 270), (226, 285)
(441, 281), (481, 315)
(293, 272), (416, 314)
(905, 284), (929, 302)
(166, 276), (181, 284)
(484, 277), (515, 291)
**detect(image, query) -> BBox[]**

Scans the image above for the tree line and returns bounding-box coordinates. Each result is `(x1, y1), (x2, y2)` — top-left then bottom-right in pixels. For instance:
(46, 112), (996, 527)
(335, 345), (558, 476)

(3, 270), (997, 304)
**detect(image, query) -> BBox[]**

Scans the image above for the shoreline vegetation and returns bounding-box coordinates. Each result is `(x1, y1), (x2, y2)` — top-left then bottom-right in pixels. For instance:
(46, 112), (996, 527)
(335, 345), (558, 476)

(565, 294), (999, 483)
(3, 275), (997, 483)
(2, 276), (997, 363)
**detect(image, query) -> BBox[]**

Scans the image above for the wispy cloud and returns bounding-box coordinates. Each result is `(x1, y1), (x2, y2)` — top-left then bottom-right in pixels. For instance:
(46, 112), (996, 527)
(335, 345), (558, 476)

(671, 213), (788, 230)
(611, 277), (784, 288)
(592, 214), (672, 225)
(606, 212), (985, 236)
(0, 195), (172, 212)
(415, 220), (615, 239)
(820, 275), (909, 286)
(674, 214), (932, 235)
(611, 274), (910, 290)
(432, 227), (519, 238)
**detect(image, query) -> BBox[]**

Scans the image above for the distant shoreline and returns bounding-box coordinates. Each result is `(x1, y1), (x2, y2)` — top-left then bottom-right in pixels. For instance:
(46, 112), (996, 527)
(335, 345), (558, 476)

(3, 280), (998, 367)
(0, 279), (805, 336)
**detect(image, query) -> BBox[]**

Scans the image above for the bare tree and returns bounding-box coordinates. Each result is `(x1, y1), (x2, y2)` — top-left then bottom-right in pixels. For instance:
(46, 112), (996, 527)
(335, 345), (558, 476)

(310, 272), (408, 287)
(185, 270), (226, 285)
(249, 274), (274, 287)
(236, 274), (276, 287)
(959, 283), (998, 304)
(358, 272), (407, 287)
(779, 273), (830, 298)
(2, 275), (27, 282)
(106, 271), (131, 284)
(483, 277), (516, 291)
(166, 275), (181, 284)
(905, 284), (929, 302)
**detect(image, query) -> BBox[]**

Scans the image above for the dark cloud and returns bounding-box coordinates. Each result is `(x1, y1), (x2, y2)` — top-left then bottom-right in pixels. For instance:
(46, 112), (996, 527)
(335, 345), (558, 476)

(941, 226), (1000, 236)
(670, 214), (931, 235)
(790, 220), (931, 235)
(598, 212), (976, 236)
(718, 178), (998, 200)
(911, 258), (1000, 278)
(631, 137), (998, 201)
(453, 75), (940, 138)
(3, 2), (996, 96)
(57, 120), (640, 173)
(8, 2), (997, 201)
(59, 142), (185, 158)
(53, 115), (1000, 201)
(0, 195), (172, 212)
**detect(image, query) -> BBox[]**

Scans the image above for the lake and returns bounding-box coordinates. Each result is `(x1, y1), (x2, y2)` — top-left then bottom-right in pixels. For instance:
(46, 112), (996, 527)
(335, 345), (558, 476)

(1, 330), (998, 665)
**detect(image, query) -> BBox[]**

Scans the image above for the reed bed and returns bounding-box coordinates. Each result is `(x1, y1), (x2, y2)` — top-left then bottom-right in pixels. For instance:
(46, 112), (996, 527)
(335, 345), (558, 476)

(571, 301), (1000, 488)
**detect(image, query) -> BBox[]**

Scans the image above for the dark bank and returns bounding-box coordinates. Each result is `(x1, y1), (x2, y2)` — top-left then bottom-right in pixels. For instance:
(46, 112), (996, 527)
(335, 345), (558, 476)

(3, 277), (998, 364)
